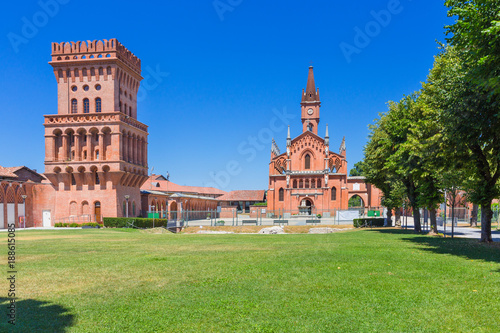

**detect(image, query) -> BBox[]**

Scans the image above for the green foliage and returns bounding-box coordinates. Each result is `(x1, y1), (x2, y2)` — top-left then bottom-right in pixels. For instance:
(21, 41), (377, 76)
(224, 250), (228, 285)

(353, 218), (385, 228)
(348, 195), (363, 208)
(349, 161), (365, 177)
(103, 217), (169, 228)
(316, 214), (322, 218)
(252, 202), (268, 207)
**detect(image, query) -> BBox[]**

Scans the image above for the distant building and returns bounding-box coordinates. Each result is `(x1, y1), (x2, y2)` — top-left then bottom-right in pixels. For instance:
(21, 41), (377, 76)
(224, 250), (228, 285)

(0, 166), (44, 228)
(267, 67), (382, 215)
(217, 190), (266, 213)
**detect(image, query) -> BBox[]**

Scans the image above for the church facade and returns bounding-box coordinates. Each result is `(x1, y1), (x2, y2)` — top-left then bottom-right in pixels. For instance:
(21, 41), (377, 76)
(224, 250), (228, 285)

(267, 67), (382, 215)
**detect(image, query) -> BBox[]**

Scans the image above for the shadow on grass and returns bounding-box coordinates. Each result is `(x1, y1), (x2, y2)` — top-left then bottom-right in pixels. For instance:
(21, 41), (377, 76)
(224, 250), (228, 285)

(0, 297), (74, 332)
(368, 228), (500, 268)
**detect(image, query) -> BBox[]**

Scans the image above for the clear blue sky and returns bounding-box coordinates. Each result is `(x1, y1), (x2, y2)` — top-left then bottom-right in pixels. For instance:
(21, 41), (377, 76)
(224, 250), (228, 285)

(0, 0), (452, 191)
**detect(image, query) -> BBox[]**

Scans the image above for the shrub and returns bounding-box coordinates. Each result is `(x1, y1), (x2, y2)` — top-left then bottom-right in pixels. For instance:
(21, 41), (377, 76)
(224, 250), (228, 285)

(69, 223), (79, 228)
(82, 223), (101, 228)
(253, 203), (268, 207)
(353, 218), (385, 228)
(316, 214), (322, 218)
(103, 217), (169, 228)
(215, 220), (225, 226)
(54, 223), (62, 227)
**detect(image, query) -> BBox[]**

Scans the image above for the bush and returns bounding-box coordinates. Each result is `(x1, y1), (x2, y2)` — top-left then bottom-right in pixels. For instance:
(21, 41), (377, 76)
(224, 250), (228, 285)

(103, 217), (168, 228)
(316, 214), (322, 218)
(353, 218), (386, 228)
(82, 223), (101, 228)
(253, 203), (268, 207)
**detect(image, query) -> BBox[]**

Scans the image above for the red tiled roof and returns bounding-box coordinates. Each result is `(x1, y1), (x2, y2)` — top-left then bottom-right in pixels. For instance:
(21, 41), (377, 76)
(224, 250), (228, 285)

(0, 166), (19, 178)
(216, 190), (266, 202)
(141, 176), (227, 196)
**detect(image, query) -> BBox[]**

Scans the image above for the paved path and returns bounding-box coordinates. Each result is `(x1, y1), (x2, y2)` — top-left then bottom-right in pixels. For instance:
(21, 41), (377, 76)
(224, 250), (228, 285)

(399, 217), (500, 242)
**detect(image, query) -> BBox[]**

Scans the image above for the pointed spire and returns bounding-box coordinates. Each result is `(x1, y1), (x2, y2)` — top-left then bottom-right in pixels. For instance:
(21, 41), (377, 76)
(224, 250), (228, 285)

(339, 136), (346, 155)
(301, 66), (320, 103)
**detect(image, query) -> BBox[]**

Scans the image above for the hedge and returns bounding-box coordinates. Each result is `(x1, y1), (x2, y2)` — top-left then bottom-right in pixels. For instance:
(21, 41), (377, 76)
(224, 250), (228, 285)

(353, 218), (386, 228)
(55, 222), (101, 228)
(103, 217), (169, 228)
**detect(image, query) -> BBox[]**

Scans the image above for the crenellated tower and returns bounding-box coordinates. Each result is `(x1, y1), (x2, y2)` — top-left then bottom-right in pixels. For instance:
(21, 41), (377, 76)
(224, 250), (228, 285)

(43, 39), (148, 221)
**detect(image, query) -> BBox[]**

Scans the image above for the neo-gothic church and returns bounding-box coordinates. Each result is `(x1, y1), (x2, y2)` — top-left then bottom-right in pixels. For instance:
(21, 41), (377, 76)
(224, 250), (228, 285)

(267, 67), (380, 215)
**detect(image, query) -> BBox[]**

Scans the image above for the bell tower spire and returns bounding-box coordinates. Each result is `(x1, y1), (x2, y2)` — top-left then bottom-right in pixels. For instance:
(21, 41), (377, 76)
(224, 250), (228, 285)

(301, 66), (321, 135)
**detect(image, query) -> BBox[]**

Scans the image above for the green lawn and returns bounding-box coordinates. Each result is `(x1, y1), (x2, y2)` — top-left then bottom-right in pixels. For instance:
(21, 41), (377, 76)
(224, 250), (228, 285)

(3, 228), (500, 332)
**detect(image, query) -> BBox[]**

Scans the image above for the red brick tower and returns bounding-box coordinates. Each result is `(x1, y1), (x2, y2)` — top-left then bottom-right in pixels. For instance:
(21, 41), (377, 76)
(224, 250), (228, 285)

(43, 39), (148, 221)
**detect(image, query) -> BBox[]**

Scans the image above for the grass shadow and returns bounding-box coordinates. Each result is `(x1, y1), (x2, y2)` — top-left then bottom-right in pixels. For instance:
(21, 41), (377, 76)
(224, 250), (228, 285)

(367, 228), (500, 268)
(0, 297), (74, 332)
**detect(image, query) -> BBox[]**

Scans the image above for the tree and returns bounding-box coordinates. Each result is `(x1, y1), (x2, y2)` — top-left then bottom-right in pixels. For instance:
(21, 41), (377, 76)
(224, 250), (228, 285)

(422, 45), (500, 242)
(349, 161), (365, 177)
(445, 0), (500, 94)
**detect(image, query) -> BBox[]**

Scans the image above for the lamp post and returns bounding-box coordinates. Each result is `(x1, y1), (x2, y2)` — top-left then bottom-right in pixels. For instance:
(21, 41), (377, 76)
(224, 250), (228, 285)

(21, 195), (27, 229)
(124, 195), (130, 218)
(153, 196), (157, 228)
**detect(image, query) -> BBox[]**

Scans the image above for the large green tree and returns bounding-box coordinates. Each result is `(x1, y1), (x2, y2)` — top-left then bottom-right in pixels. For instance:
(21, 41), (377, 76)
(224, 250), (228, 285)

(422, 45), (500, 242)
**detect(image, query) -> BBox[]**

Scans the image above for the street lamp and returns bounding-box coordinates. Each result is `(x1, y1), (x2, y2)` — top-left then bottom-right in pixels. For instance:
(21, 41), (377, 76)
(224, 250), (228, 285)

(124, 195), (130, 218)
(21, 195), (27, 229)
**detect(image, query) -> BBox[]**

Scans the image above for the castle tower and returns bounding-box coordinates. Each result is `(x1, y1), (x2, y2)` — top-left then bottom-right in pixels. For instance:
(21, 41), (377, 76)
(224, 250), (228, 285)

(43, 39), (148, 221)
(301, 66), (321, 135)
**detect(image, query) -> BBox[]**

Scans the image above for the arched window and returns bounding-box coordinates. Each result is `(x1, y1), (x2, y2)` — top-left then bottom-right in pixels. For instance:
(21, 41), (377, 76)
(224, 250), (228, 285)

(83, 98), (89, 113)
(293, 180), (297, 189)
(305, 180), (310, 189)
(129, 106), (132, 116)
(308, 123), (313, 132)
(95, 98), (101, 112)
(279, 188), (284, 202)
(95, 172), (100, 185)
(299, 179), (303, 188)
(305, 154), (311, 170)
(311, 179), (316, 188)
(133, 202), (136, 216)
(71, 99), (77, 113)
(331, 187), (337, 201)
(317, 179), (322, 188)
(122, 201), (126, 216)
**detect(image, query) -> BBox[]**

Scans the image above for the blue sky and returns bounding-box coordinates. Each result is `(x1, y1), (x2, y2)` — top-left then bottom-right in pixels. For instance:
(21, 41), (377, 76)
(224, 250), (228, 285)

(0, 0), (453, 191)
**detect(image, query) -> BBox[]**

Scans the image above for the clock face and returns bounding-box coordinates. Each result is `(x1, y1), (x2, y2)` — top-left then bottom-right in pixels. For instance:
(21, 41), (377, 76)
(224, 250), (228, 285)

(307, 108), (314, 115)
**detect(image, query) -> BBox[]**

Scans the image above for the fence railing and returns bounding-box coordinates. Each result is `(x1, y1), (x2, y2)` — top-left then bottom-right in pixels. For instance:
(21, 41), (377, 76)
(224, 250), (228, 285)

(54, 214), (101, 224)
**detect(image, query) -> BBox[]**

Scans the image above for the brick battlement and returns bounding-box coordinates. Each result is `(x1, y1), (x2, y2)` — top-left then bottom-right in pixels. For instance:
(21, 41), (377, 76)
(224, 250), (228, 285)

(51, 39), (141, 74)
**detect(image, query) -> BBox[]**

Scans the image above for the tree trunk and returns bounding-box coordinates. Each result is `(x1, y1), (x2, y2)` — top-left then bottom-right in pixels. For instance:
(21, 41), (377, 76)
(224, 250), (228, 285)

(480, 201), (493, 242)
(413, 206), (422, 233)
(395, 209), (401, 226)
(429, 208), (437, 234)
(470, 204), (478, 227)
(386, 209), (393, 227)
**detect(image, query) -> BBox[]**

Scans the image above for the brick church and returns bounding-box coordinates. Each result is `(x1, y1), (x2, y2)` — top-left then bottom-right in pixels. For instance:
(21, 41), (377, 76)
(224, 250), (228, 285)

(267, 67), (381, 215)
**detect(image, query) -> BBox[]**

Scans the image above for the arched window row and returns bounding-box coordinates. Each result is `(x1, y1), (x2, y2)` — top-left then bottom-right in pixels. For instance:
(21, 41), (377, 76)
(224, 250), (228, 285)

(50, 128), (113, 163)
(70, 97), (102, 114)
(121, 131), (148, 166)
(0, 182), (27, 204)
(116, 68), (140, 92)
(292, 178), (322, 189)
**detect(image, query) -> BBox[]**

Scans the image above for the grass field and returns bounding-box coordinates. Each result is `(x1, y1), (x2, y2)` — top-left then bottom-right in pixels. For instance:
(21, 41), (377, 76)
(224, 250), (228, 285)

(2, 228), (500, 332)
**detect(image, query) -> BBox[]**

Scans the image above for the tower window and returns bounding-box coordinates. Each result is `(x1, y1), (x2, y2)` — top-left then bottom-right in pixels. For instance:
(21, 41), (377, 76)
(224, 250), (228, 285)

(293, 180), (297, 189)
(308, 123), (313, 132)
(71, 99), (77, 113)
(129, 106), (132, 116)
(95, 172), (100, 185)
(95, 98), (101, 112)
(279, 188), (284, 201)
(305, 154), (311, 170)
(83, 99), (89, 113)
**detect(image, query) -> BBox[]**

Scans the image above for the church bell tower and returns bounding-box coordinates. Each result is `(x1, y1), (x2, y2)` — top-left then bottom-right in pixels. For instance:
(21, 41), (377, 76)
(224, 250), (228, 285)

(301, 66), (321, 135)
